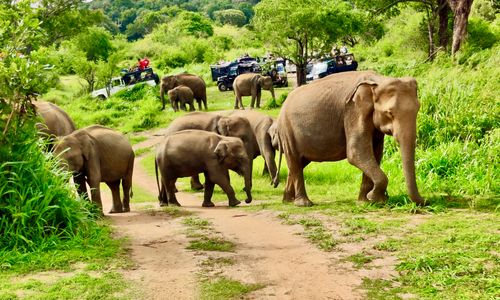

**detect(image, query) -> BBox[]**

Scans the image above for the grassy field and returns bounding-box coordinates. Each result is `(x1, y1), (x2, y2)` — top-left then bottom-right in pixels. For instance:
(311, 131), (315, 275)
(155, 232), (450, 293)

(19, 41), (500, 299)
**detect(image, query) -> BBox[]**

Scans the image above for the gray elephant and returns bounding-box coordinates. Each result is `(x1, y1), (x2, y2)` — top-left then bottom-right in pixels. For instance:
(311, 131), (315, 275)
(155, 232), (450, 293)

(54, 125), (135, 213)
(32, 101), (76, 142)
(155, 130), (252, 207)
(167, 85), (195, 112)
(233, 73), (275, 109)
(276, 71), (425, 207)
(224, 110), (279, 186)
(161, 112), (258, 190)
(160, 73), (207, 110)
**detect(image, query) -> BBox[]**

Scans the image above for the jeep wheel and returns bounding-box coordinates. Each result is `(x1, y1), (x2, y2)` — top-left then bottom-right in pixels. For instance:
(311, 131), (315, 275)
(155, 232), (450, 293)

(97, 95), (107, 100)
(218, 82), (228, 92)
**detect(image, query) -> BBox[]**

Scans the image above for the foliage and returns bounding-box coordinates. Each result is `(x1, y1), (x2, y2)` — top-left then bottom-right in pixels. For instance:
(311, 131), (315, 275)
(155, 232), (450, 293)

(214, 9), (247, 27)
(73, 26), (115, 62)
(0, 120), (99, 251)
(254, 0), (370, 84)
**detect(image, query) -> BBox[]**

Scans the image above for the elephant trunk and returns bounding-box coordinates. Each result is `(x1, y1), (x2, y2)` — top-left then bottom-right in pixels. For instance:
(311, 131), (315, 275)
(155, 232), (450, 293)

(396, 122), (425, 205)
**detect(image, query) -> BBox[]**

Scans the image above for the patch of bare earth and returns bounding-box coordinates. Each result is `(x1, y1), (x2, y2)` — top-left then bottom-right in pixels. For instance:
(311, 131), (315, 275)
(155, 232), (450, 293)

(97, 133), (424, 299)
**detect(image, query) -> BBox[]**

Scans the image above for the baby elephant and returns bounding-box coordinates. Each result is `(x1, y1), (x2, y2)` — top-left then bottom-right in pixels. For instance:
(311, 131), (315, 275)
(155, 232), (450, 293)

(155, 130), (252, 207)
(167, 85), (195, 112)
(54, 125), (134, 214)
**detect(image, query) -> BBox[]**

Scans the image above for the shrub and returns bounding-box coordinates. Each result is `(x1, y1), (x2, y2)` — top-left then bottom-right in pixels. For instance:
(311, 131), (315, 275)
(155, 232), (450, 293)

(0, 119), (99, 251)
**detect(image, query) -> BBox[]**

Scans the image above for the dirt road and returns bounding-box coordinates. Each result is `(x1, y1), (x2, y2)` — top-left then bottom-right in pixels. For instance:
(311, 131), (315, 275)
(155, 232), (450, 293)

(101, 134), (393, 299)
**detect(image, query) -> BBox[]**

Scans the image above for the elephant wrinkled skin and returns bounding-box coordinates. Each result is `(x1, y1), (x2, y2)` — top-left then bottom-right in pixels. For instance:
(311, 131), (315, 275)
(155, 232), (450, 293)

(276, 71), (425, 207)
(233, 73), (275, 109)
(54, 125), (135, 214)
(160, 73), (207, 110)
(155, 130), (252, 207)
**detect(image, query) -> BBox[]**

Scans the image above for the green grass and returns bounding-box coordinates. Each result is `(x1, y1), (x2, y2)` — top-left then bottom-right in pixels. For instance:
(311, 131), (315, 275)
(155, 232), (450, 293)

(187, 237), (235, 252)
(199, 277), (264, 300)
(0, 271), (136, 300)
(345, 252), (375, 269)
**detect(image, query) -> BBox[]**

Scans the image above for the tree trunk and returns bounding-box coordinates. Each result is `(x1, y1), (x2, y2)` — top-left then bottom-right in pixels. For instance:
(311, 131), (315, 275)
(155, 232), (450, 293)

(447, 0), (474, 55)
(438, 0), (451, 49)
(296, 64), (307, 86)
(426, 7), (436, 60)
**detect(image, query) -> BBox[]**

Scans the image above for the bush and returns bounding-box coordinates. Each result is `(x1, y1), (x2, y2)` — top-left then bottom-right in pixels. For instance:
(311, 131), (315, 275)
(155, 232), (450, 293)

(0, 118), (99, 251)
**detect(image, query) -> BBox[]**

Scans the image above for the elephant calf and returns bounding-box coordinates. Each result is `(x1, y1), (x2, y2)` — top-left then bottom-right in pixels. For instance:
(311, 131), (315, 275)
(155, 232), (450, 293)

(167, 85), (195, 112)
(54, 125), (135, 214)
(155, 130), (252, 207)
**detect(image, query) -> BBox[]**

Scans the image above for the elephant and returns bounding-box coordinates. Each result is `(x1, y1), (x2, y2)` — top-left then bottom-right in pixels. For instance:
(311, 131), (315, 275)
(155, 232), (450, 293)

(224, 110), (279, 186)
(32, 101), (76, 144)
(161, 112), (258, 191)
(275, 70), (425, 207)
(167, 85), (195, 112)
(233, 73), (275, 109)
(155, 130), (252, 207)
(160, 73), (207, 111)
(53, 125), (135, 213)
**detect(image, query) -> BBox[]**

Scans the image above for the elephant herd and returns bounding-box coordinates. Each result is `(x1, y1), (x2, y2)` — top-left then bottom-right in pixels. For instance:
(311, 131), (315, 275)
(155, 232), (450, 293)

(159, 72), (275, 111)
(33, 70), (425, 215)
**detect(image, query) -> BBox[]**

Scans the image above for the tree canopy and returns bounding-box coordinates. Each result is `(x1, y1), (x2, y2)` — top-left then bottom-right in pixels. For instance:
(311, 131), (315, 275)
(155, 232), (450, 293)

(254, 0), (369, 85)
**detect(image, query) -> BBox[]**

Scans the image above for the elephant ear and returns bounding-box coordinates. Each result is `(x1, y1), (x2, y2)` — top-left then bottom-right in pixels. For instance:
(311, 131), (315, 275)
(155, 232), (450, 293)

(214, 141), (229, 163)
(216, 117), (230, 136)
(346, 79), (378, 103)
(79, 132), (95, 162)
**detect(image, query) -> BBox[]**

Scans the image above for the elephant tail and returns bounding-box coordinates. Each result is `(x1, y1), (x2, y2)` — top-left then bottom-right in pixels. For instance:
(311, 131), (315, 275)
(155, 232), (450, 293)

(272, 132), (283, 188)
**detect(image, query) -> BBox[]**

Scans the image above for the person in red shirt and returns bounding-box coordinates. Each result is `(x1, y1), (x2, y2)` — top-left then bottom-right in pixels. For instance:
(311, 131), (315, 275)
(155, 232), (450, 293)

(138, 57), (150, 71)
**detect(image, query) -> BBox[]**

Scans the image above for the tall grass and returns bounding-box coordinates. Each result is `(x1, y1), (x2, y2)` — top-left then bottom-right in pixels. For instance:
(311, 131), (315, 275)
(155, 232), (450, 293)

(0, 118), (122, 272)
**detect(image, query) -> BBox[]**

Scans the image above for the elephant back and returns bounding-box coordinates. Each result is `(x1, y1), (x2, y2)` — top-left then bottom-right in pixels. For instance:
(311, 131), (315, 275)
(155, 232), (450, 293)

(33, 101), (76, 137)
(163, 112), (220, 136)
(175, 74), (206, 100)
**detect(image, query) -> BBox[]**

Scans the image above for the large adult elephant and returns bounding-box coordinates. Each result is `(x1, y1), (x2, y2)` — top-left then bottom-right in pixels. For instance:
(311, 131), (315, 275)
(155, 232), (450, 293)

(155, 130), (252, 207)
(224, 110), (279, 186)
(32, 101), (76, 141)
(54, 125), (135, 214)
(161, 112), (258, 191)
(233, 73), (275, 109)
(160, 73), (207, 111)
(276, 71), (425, 207)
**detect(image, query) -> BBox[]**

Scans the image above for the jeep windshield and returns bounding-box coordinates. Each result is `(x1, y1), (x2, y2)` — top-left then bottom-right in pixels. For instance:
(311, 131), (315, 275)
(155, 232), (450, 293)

(311, 61), (328, 75)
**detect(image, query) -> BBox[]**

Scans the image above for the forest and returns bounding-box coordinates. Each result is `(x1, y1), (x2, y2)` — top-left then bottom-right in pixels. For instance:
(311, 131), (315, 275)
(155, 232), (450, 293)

(0, 0), (498, 299)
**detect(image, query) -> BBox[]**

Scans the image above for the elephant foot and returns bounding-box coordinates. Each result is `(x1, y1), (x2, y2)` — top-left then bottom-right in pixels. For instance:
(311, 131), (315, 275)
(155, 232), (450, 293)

(294, 197), (314, 207)
(202, 201), (215, 208)
(367, 190), (389, 203)
(109, 207), (124, 214)
(191, 182), (204, 191)
(123, 206), (130, 212)
(169, 200), (181, 207)
(159, 201), (169, 207)
(245, 198), (252, 204)
(229, 199), (241, 207)
(282, 193), (294, 203)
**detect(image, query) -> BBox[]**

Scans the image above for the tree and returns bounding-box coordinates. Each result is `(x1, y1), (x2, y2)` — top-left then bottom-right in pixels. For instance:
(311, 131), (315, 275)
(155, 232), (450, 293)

(73, 26), (115, 62)
(254, 0), (366, 85)
(214, 9), (247, 27)
(447, 0), (475, 55)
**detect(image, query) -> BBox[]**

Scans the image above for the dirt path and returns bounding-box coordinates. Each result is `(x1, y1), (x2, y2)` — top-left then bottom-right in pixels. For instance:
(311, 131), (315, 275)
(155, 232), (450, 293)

(100, 134), (372, 299)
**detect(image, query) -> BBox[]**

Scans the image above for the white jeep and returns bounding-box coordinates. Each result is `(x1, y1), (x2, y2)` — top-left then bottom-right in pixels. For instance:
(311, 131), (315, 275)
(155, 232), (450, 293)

(91, 68), (159, 99)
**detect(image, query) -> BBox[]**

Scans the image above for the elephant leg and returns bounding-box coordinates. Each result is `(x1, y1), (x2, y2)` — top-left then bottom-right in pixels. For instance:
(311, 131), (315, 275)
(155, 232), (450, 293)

(286, 154), (313, 207)
(189, 102), (195, 111)
(250, 94), (256, 108)
(256, 91), (262, 108)
(234, 96), (239, 109)
(347, 137), (388, 203)
(202, 175), (215, 207)
(190, 175), (204, 190)
(358, 136), (385, 202)
(203, 97), (208, 110)
(121, 156), (133, 212)
(170, 98), (177, 112)
(166, 179), (181, 206)
(283, 171), (295, 202)
(88, 178), (103, 212)
(180, 102), (187, 111)
(197, 98), (202, 111)
(158, 182), (168, 206)
(107, 180), (124, 214)
(259, 133), (277, 184)
(210, 170), (240, 207)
